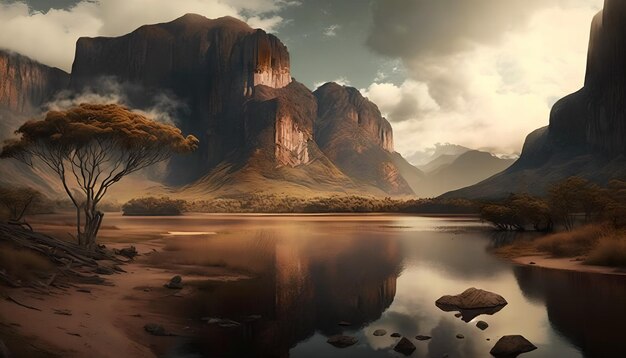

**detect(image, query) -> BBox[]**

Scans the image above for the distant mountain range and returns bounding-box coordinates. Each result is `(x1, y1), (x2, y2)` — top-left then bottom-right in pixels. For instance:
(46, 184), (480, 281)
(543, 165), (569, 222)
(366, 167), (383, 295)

(445, 0), (626, 199)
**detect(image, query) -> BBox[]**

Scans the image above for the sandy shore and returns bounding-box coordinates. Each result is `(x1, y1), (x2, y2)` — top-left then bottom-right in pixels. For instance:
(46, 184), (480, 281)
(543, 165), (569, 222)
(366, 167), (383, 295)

(512, 255), (626, 276)
(0, 238), (246, 358)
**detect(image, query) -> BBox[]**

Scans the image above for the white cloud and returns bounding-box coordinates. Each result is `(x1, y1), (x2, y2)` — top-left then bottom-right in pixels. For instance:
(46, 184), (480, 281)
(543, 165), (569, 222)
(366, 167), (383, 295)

(0, 0), (294, 72)
(323, 24), (340, 37)
(314, 76), (350, 89)
(364, 3), (602, 157)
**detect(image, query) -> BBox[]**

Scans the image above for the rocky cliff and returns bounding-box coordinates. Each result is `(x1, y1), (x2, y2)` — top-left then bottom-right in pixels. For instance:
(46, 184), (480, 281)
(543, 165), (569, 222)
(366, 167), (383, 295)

(0, 50), (68, 113)
(314, 83), (418, 195)
(70, 14), (292, 184)
(445, 0), (626, 199)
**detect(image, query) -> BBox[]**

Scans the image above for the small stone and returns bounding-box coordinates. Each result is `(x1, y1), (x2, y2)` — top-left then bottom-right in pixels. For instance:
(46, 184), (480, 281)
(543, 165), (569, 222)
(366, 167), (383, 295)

(529, 262), (536, 265)
(373, 329), (387, 336)
(415, 335), (432, 341)
(327, 335), (358, 348)
(393, 337), (416, 356)
(476, 321), (489, 330)
(164, 275), (183, 289)
(144, 323), (171, 336)
(454, 313), (462, 318)
(456, 334), (465, 339)
(490, 335), (537, 357)
(390, 332), (401, 337)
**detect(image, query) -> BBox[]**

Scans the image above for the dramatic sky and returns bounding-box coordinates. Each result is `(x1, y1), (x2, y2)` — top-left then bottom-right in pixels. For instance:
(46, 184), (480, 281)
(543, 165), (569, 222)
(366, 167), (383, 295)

(0, 0), (604, 159)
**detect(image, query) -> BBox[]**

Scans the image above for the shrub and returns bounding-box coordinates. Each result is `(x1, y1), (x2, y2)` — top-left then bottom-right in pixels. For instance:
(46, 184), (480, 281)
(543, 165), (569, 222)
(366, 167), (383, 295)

(534, 224), (608, 257)
(585, 232), (626, 267)
(122, 197), (186, 216)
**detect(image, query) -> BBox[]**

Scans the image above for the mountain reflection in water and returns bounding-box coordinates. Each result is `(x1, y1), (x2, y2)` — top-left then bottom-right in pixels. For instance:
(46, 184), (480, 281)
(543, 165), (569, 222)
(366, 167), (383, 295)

(107, 214), (626, 358)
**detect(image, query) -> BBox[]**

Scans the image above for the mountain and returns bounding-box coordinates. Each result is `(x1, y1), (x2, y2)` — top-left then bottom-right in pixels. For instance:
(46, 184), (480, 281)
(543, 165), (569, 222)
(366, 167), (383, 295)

(406, 143), (470, 166)
(445, 0), (626, 199)
(419, 153), (465, 173)
(313, 82), (420, 195)
(0, 50), (70, 195)
(1, 14), (423, 198)
(412, 151), (515, 198)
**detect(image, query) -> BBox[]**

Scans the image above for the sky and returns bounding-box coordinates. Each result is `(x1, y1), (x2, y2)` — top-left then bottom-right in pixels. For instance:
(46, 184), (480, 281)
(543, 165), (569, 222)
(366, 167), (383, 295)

(0, 0), (605, 158)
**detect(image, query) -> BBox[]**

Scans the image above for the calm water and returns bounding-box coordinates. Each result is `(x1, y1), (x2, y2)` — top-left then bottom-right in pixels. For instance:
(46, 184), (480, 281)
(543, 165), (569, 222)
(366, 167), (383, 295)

(103, 214), (626, 358)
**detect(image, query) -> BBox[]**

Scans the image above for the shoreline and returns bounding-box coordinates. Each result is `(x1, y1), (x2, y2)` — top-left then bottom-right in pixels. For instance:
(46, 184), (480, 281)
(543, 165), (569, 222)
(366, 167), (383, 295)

(509, 255), (626, 276)
(0, 238), (248, 358)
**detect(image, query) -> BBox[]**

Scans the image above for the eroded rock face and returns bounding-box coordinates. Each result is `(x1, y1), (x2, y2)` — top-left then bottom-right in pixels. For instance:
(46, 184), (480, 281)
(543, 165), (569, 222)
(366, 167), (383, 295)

(0, 50), (68, 113)
(70, 14), (292, 183)
(315, 82), (393, 152)
(243, 82), (315, 167)
(314, 82), (415, 195)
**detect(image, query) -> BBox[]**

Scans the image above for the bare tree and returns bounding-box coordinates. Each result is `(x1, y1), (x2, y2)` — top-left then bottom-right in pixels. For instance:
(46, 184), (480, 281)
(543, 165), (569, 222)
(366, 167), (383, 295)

(1, 103), (198, 250)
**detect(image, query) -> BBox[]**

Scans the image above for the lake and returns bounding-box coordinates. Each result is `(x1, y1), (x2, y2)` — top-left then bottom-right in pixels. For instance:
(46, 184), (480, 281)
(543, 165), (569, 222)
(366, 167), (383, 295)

(73, 214), (626, 357)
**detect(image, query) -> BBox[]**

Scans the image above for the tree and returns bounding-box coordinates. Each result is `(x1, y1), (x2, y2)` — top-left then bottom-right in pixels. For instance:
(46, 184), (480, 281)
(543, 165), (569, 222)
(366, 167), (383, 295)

(0, 186), (42, 230)
(548, 177), (591, 230)
(0, 103), (198, 249)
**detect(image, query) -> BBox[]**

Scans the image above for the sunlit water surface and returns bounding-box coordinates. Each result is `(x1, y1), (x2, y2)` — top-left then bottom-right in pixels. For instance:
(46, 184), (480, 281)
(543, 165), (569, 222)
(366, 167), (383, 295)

(98, 214), (626, 357)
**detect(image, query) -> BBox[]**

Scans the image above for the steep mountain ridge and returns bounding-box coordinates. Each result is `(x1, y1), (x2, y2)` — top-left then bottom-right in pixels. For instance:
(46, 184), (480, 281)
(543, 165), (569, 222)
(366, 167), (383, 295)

(446, 0), (626, 199)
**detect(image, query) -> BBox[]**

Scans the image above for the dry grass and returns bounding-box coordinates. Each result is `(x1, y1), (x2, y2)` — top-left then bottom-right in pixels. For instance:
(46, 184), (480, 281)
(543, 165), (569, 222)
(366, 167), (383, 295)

(0, 243), (55, 280)
(498, 223), (626, 268)
(586, 231), (626, 267)
(534, 224), (609, 257)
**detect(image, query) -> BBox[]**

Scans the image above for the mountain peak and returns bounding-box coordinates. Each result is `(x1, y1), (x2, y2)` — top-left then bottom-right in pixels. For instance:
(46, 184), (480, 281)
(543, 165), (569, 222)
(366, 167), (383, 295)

(166, 14), (253, 32)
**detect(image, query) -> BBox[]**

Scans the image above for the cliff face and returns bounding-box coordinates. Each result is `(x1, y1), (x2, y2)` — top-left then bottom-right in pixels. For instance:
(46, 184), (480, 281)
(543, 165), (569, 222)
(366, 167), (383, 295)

(70, 14), (292, 183)
(445, 0), (626, 199)
(315, 83), (393, 152)
(243, 82), (315, 167)
(314, 83), (415, 195)
(0, 50), (68, 113)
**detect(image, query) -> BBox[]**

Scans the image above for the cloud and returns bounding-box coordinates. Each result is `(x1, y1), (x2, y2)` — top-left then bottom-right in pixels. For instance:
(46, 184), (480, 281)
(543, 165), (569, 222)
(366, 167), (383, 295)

(313, 76), (350, 89)
(0, 0), (295, 72)
(323, 24), (340, 37)
(364, 0), (603, 156)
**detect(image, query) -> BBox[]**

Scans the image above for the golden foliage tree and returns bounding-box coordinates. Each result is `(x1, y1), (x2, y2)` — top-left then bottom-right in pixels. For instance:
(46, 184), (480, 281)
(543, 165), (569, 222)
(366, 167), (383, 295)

(0, 103), (198, 249)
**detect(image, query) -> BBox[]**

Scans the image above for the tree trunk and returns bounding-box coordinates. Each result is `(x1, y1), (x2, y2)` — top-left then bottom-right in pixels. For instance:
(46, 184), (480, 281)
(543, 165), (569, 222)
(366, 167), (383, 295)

(78, 204), (104, 251)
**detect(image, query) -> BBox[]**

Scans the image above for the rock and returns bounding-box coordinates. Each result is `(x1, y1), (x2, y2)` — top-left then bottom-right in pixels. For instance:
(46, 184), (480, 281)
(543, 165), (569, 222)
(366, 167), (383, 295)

(456, 334), (465, 339)
(0, 50), (68, 113)
(529, 262), (536, 265)
(490, 335), (537, 357)
(393, 337), (416, 356)
(327, 335), (358, 348)
(415, 335), (432, 341)
(476, 321), (489, 330)
(436, 288), (507, 310)
(436, 288), (508, 322)
(373, 329), (387, 336)
(144, 323), (172, 336)
(115, 246), (138, 259)
(338, 321), (352, 326)
(390, 332), (401, 337)
(454, 313), (462, 318)
(164, 275), (183, 289)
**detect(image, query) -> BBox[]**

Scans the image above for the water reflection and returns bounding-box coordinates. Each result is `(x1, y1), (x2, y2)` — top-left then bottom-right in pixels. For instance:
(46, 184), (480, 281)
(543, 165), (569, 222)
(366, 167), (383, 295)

(514, 266), (626, 358)
(167, 228), (402, 357)
(111, 215), (626, 357)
